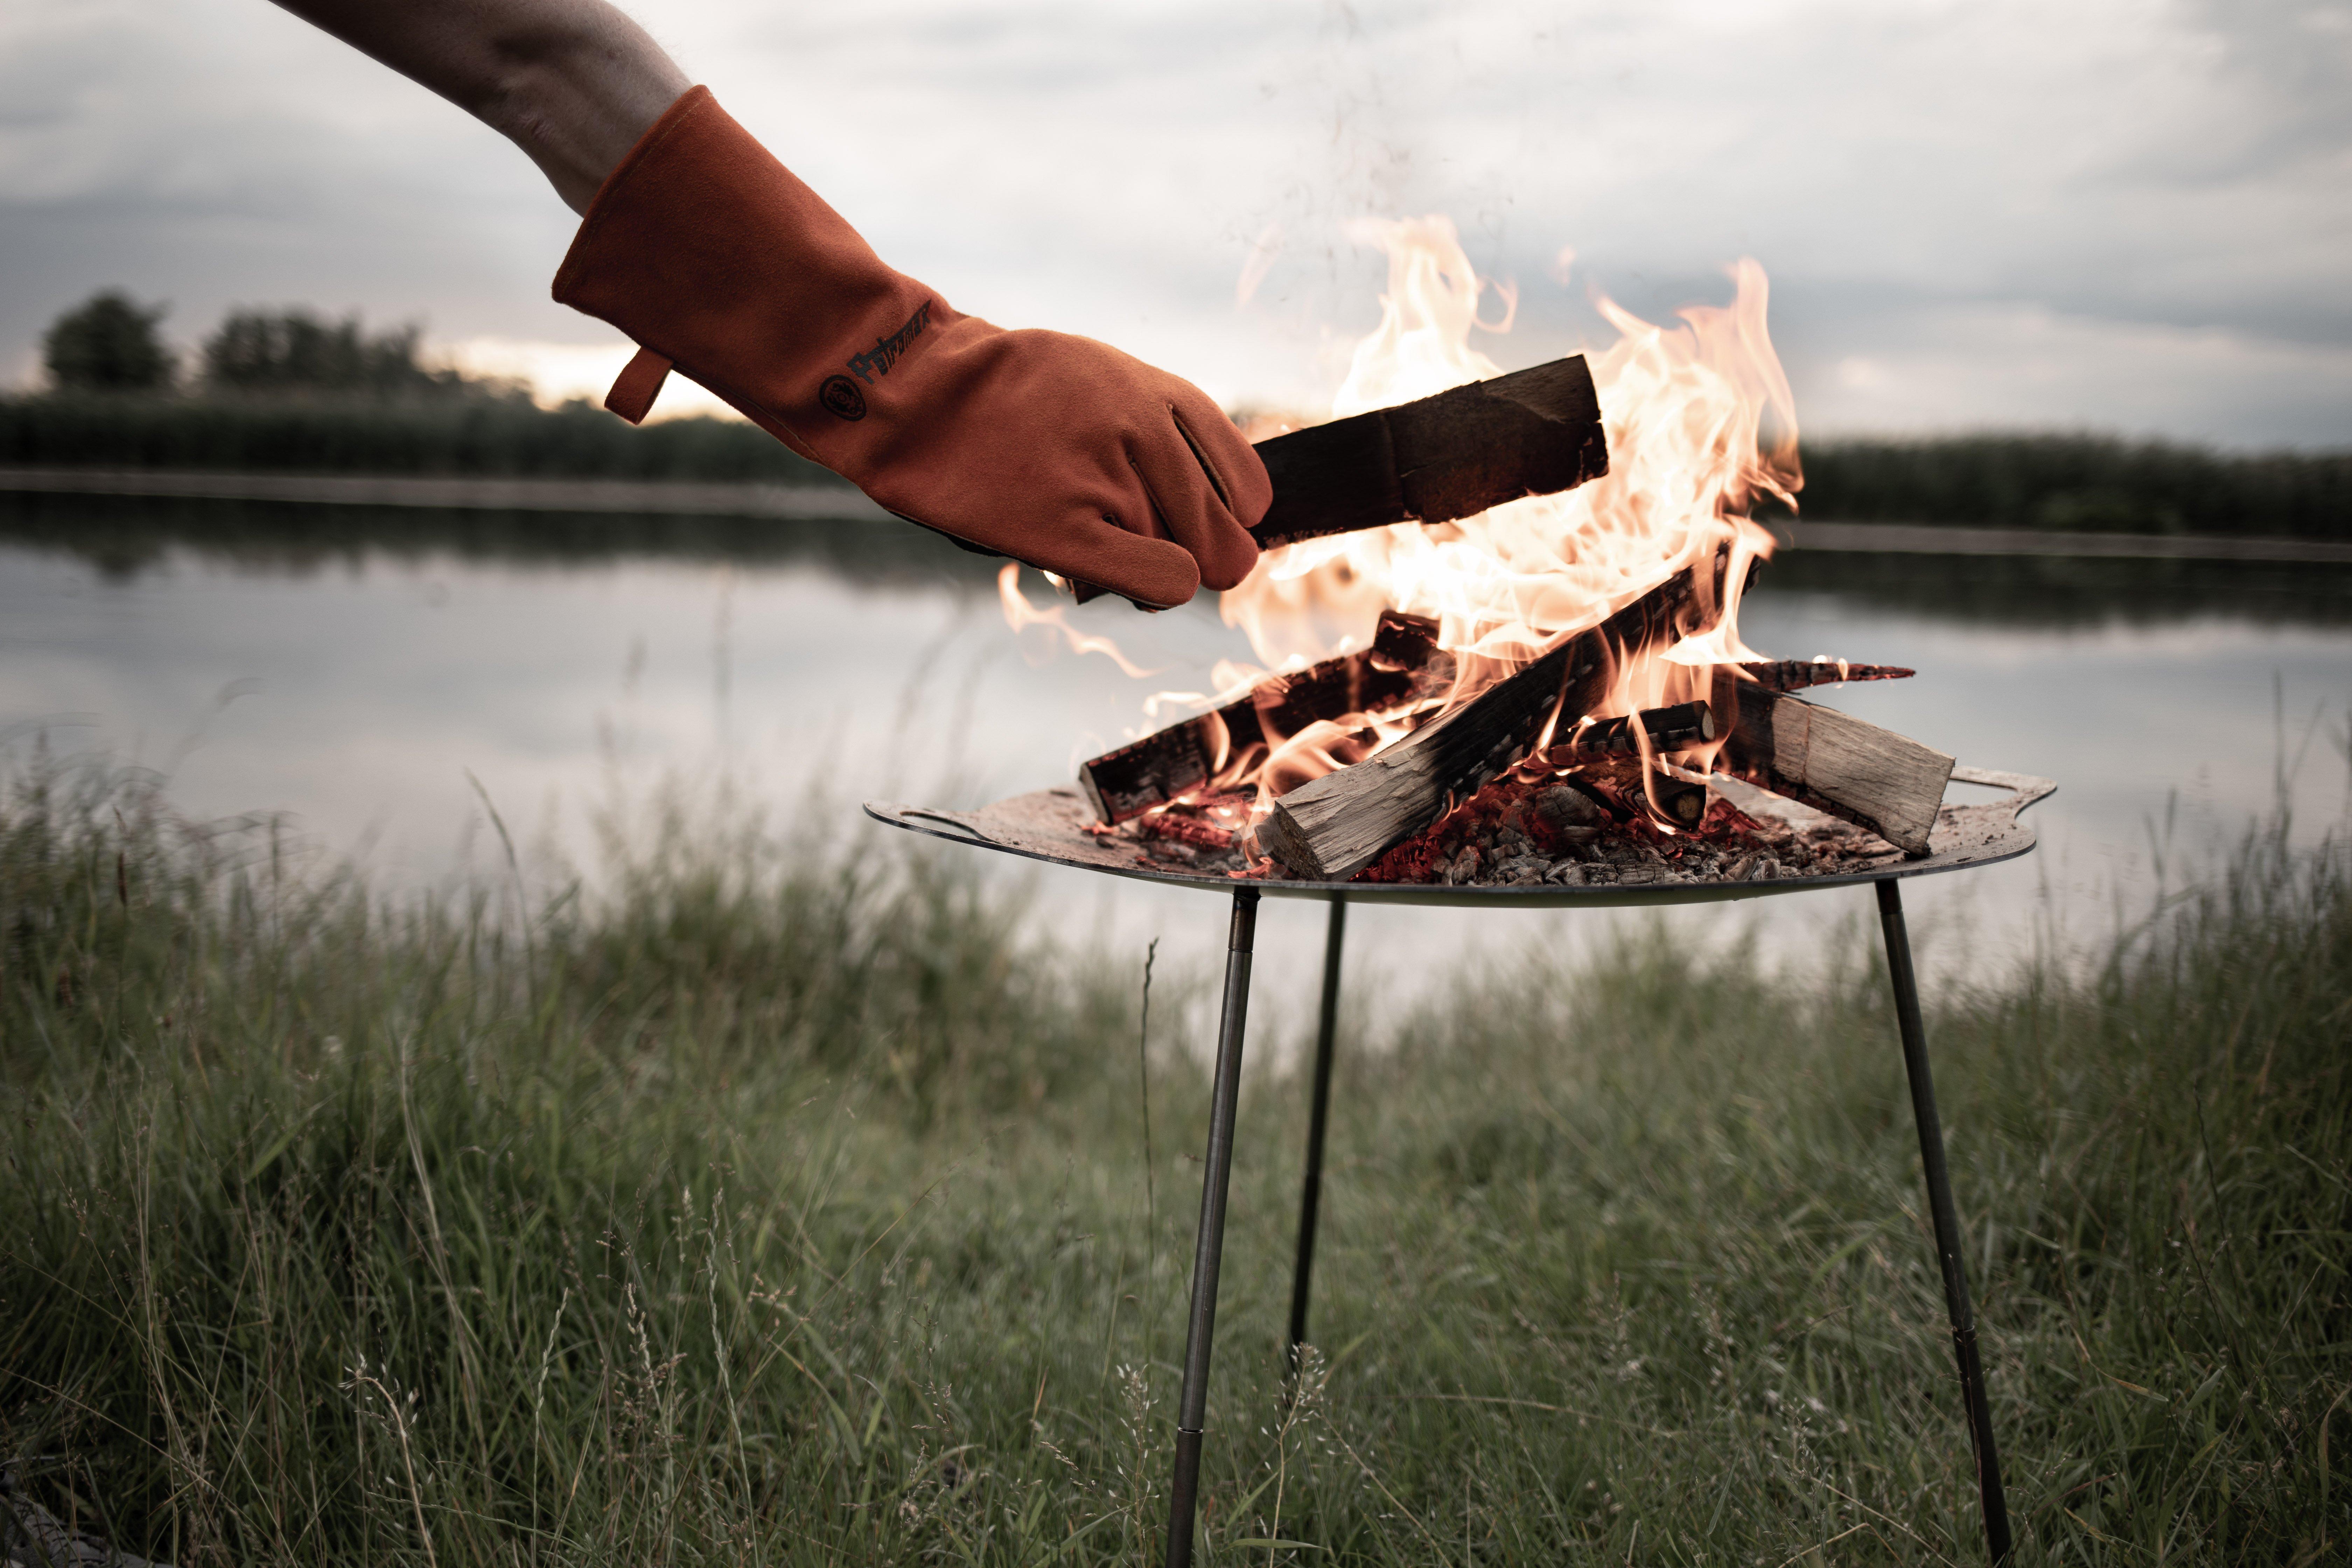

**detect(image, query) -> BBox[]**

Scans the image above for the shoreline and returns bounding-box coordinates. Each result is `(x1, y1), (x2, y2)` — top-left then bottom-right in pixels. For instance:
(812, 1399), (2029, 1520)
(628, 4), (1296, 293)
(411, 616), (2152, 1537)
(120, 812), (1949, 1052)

(4, 463), (2348, 563)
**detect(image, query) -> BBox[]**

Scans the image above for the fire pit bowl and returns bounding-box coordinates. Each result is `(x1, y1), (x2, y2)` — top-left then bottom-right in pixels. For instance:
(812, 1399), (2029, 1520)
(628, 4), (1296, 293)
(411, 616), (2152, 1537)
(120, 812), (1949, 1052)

(866, 763), (2051, 907)
(866, 763), (2051, 1567)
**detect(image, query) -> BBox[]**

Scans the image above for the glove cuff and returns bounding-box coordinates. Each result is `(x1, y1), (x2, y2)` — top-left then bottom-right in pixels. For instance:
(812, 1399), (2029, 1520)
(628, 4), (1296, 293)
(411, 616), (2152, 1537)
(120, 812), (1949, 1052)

(552, 86), (957, 449)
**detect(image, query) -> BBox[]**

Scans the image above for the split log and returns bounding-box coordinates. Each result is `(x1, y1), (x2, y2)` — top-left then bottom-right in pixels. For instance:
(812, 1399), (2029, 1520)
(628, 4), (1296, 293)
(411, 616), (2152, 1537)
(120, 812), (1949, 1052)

(1070, 356), (1608, 603)
(1262, 568), (1712, 880)
(1250, 357), (1608, 551)
(1719, 686), (1952, 857)
(1076, 610), (1452, 824)
(1740, 660), (1914, 692)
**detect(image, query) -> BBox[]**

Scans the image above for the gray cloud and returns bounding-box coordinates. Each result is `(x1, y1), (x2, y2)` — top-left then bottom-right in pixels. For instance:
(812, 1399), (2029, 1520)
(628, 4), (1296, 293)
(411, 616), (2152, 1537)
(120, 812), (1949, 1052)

(3, 0), (2346, 444)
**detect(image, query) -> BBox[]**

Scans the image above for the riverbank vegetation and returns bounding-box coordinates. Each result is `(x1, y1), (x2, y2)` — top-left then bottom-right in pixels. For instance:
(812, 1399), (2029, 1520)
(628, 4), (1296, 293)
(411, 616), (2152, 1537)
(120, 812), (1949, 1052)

(8, 393), (2345, 537)
(13, 290), (2348, 536)
(12, 292), (829, 484)
(2, 760), (2344, 1565)
(1785, 434), (2352, 540)
(0, 392), (826, 484)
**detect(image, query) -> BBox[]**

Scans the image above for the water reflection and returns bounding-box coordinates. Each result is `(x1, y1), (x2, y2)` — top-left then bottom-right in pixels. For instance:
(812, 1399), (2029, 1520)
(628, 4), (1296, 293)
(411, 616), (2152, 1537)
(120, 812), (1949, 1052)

(0, 488), (988, 591)
(1763, 548), (2352, 632)
(4, 495), (2346, 1046)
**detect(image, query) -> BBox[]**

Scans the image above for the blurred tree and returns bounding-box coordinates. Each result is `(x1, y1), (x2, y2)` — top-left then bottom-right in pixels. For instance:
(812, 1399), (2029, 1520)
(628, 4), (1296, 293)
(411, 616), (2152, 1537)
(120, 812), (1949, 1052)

(201, 309), (503, 400)
(43, 292), (175, 392)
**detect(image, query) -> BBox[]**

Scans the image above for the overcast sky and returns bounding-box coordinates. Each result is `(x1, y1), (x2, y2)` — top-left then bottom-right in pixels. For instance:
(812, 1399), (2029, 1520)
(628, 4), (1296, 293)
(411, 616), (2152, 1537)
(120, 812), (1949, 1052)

(4, 0), (2348, 445)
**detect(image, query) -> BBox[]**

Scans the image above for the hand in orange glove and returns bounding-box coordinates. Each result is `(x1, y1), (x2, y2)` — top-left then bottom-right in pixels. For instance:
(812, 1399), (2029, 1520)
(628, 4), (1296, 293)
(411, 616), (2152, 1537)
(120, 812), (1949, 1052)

(553, 87), (1268, 608)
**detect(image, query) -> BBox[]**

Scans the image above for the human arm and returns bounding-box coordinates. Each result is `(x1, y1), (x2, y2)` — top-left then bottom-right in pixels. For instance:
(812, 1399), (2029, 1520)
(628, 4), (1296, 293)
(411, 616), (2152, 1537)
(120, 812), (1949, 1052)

(266, 1), (1270, 605)
(267, 0), (687, 214)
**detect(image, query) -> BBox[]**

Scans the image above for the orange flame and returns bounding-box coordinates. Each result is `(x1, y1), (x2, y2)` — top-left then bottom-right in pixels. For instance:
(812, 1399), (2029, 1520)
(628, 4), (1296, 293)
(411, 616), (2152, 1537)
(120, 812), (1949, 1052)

(1224, 216), (1796, 687)
(1200, 217), (1799, 814)
(997, 563), (1164, 678)
(1001, 214), (1803, 830)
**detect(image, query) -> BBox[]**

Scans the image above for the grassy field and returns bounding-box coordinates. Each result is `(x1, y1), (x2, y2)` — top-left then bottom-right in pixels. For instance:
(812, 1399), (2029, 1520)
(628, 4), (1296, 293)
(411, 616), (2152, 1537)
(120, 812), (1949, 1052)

(2, 764), (2345, 1566)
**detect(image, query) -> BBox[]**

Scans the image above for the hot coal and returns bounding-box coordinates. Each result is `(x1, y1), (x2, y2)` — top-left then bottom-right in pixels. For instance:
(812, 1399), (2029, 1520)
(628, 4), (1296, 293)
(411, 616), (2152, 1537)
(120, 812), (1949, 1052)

(1345, 769), (1902, 888)
(1119, 791), (1254, 872)
(1101, 761), (1904, 886)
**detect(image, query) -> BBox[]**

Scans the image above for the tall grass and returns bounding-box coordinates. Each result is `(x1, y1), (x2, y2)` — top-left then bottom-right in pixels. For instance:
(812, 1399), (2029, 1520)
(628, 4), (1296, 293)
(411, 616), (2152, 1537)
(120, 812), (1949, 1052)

(2, 761), (2345, 1564)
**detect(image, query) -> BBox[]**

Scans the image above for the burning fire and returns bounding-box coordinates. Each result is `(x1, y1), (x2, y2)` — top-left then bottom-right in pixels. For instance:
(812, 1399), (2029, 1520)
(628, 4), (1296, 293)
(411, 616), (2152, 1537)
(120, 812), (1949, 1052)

(1003, 214), (1804, 842)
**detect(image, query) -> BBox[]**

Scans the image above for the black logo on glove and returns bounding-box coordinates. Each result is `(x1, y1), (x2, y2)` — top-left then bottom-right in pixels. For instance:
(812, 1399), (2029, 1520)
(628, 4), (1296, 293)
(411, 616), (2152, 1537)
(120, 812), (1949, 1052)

(818, 375), (867, 421)
(847, 301), (933, 386)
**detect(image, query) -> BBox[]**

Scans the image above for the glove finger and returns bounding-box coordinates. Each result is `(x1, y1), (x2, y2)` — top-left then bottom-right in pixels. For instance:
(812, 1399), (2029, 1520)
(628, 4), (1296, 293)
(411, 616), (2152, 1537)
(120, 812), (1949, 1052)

(1052, 508), (1203, 608)
(1128, 418), (1260, 593)
(1167, 386), (1274, 530)
(885, 490), (1202, 610)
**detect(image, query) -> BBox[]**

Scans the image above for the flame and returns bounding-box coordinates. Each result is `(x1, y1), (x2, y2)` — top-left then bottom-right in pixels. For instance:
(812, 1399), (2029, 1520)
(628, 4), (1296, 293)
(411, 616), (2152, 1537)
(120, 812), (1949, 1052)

(1200, 216), (1799, 816)
(1000, 213), (1804, 836)
(1225, 216), (1795, 684)
(997, 563), (1164, 678)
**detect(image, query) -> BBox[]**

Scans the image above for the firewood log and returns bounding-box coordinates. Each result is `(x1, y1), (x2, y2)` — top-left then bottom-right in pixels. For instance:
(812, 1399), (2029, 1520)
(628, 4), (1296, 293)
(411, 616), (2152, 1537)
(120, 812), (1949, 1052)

(1076, 610), (1452, 824)
(1261, 568), (1712, 880)
(1069, 355), (1607, 601)
(1720, 686), (1952, 856)
(1739, 660), (1914, 691)
(1547, 700), (1716, 758)
(1546, 755), (1710, 828)
(1249, 357), (1608, 550)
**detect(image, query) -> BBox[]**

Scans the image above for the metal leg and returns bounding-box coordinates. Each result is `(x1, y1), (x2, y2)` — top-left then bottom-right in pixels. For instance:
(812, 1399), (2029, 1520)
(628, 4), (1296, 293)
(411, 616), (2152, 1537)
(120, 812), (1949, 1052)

(1287, 894), (1347, 1368)
(1165, 888), (1260, 1568)
(1875, 879), (2014, 1566)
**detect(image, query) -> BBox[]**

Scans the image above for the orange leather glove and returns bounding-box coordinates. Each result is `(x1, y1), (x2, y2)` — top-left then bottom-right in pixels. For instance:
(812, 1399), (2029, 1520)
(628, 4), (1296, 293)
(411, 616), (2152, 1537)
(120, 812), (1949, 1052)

(553, 87), (1267, 609)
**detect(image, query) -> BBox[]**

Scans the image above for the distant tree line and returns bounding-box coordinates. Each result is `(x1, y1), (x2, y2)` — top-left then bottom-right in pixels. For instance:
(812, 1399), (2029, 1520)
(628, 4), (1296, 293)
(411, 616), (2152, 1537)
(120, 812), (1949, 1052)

(1783, 435), (2351, 540)
(11, 289), (826, 483)
(38, 289), (516, 401)
(13, 290), (2350, 537)
(0, 394), (823, 482)
(40, 293), (176, 392)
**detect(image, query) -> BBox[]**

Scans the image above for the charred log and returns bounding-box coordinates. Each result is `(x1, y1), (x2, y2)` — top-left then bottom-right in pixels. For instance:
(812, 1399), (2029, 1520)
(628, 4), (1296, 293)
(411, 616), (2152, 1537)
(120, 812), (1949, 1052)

(1262, 567), (1716, 881)
(1739, 660), (1914, 691)
(1549, 755), (1710, 829)
(1076, 609), (1452, 824)
(1071, 356), (1608, 602)
(1249, 357), (1608, 551)
(1547, 699), (1716, 758)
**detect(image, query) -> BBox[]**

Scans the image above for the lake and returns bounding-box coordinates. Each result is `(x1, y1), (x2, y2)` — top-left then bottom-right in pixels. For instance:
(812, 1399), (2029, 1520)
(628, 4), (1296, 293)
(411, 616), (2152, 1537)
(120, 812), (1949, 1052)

(5, 493), (2346, 1048)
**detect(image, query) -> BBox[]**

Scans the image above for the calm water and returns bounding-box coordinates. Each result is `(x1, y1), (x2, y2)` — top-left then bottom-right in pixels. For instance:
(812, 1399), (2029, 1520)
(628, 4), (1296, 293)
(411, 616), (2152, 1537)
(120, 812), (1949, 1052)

(5, 497), (2347, 1041)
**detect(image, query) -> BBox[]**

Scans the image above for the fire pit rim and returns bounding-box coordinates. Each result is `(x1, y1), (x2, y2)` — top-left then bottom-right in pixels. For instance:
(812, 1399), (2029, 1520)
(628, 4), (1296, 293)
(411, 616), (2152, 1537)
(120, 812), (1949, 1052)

(864, 764), (2053, 909)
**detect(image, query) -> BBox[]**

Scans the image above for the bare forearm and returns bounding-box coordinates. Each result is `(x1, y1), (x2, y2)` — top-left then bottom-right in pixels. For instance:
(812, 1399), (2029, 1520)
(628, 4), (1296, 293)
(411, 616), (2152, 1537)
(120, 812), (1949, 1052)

(269, 0), (689, 212)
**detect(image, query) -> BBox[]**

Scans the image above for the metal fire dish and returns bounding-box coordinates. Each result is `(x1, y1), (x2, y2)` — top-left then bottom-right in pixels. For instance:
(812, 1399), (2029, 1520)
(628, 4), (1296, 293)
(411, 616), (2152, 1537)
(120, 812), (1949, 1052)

(867, 764), (2050, 906)
(867, 765), (2053, 1567)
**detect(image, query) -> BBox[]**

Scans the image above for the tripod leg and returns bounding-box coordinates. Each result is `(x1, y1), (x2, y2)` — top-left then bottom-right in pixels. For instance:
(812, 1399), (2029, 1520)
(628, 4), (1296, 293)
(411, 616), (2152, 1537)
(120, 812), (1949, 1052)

(1287, 894), (1347, 1369)
(1164, 888), (1260, 1568)
(1875, 878), (2014, 1565)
